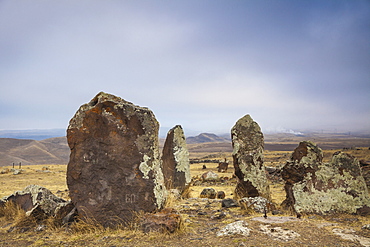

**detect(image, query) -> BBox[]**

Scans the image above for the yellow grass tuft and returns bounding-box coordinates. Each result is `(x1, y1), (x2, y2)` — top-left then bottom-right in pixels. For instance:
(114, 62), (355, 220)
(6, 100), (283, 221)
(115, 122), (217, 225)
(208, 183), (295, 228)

(0, 201), (37, 230)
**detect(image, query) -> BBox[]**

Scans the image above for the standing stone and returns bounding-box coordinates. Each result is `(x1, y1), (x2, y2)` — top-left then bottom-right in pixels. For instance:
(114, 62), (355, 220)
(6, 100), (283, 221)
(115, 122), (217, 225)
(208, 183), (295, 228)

(67, 92), (167, 226)
(161, 125), (191, 192)
(281, 141), (370, 215)
(231, 114), (270, 200)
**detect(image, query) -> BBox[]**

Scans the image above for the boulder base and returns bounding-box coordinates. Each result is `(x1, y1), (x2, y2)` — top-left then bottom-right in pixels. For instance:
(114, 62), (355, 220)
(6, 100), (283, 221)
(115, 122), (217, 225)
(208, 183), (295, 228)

(141, 208), (181, 233)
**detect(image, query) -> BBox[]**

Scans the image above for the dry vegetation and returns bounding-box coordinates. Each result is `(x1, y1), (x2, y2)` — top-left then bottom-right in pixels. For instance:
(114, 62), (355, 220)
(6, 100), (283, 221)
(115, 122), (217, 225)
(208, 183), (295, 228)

(1, 138), (370, 246)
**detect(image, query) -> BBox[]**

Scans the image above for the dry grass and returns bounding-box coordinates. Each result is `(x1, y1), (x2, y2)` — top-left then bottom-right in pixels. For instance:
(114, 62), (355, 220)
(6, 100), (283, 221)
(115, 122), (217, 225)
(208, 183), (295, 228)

(0, 143), (370, 246)
(0, 201), (38, 231)
(0, 164), (68, 199)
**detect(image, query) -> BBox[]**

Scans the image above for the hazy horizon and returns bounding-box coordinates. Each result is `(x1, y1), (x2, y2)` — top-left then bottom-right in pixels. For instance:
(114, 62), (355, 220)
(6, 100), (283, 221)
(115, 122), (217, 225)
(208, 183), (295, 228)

(0, 126), (368, 141)
(1, 1), (369, 134)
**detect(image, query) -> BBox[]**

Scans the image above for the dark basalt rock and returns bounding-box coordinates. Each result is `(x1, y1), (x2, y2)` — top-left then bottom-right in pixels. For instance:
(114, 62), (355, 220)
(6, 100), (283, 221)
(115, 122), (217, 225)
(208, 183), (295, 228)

(200, 188), (216, 199)
(221, 198), (239, 208)
(162, 125), (191, 192)
(281, 141), (370, 215)
(67, 92), (167, 227)
(231, 114), (270, 200)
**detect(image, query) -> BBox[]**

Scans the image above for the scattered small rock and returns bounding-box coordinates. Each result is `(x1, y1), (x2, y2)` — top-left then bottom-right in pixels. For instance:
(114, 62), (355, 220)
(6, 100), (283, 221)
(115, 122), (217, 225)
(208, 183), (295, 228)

(260, 224), (300, 241)
(201, 171), (219, 182)
(333, 228), (370, 247)
(217, 220), (250, 237)
(200, 188), (216, 199)
(217, 191), (226, 199)
(221, 198), (239, 208)
(12, 169), (22, 175)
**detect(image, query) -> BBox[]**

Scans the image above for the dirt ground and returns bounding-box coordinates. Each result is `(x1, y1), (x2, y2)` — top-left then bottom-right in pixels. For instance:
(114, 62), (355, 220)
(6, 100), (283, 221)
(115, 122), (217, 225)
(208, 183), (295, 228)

(0, 147), (370, 246)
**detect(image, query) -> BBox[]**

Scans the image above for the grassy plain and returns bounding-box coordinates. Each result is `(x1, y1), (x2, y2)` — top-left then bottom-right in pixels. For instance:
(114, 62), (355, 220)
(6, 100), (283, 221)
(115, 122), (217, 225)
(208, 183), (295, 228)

(0, 139), (370, 246)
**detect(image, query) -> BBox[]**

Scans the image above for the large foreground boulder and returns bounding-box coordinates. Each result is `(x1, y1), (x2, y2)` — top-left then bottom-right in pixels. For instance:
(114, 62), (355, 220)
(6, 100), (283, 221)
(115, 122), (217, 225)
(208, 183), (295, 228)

(231, 114), (270, 200)
(67, 92), (167, 226)
(281, 141), (370, 215)
(161, 125), (191, 192)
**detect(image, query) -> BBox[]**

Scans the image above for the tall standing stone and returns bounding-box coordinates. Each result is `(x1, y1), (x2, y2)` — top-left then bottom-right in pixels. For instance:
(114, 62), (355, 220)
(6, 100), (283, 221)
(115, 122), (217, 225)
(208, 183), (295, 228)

(281, 141), (370, 215)
(161, 125), (191, 192)
(67, 92), (167, 226)
(231, 114), (270, 200)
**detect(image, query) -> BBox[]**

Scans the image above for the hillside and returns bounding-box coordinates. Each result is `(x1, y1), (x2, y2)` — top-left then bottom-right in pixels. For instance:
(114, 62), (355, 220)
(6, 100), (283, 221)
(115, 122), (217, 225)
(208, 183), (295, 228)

(1, 132), (370, 166)
(186, 133), (230, 144)
(0, 137), (69, 166)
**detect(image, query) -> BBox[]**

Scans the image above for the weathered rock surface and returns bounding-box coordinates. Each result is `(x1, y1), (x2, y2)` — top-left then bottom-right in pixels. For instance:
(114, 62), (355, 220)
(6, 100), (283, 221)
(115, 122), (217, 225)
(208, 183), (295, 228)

(251, 216), (299, 224)
(332, 228), (370, 246)
(265, 166), (283, 183)
(281, 141), (370, 215)
(231, 114), (270, 199)
(1, 185), (72, 221)
(201, 171), (219, 182)
(217, 159), (229, 172)
(162, 125), (190, 192)
(260, 224), (300, 241)
(217, 220), (250, 237)
(67, 92), (167, 226)
(217, 191), (226, 199)
(221, 198), (239, 208)
(200, 188), (216, 199)
(360, 160), (370, 189)
(239, 196), (274, 213)
(141, 208), (181, 233)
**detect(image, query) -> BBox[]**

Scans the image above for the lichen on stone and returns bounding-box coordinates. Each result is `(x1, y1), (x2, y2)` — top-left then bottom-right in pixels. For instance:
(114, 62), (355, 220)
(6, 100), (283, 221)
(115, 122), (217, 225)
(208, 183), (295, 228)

(282, 143), (370, 215)
(232, 114), (270, 199)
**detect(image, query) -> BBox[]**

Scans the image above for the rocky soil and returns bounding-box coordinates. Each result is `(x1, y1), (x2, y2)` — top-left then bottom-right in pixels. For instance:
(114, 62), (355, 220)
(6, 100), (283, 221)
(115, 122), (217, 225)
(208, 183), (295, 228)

(1, 194), (370, 246)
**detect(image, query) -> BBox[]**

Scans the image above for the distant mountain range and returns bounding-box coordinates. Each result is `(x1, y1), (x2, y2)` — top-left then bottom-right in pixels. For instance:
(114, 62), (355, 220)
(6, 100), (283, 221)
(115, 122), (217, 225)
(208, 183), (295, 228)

(186, 133), (230, 144)
(1, 130), (369, 166)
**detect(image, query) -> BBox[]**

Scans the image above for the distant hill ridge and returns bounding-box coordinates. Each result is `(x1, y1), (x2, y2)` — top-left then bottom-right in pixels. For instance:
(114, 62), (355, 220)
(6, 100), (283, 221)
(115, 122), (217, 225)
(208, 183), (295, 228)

(0, 137), (69, 166)
(1, 132), (369, 166)
(186, 133), (230, 144)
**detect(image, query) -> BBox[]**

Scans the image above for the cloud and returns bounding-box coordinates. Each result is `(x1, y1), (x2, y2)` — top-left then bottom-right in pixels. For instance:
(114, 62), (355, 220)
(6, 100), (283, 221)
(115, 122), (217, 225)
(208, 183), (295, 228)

(0, 0), (369, 134)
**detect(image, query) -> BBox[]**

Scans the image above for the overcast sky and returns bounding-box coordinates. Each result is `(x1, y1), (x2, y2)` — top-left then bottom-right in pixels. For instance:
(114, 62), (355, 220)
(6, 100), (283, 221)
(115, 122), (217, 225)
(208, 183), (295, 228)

(1, 0), (369, 135)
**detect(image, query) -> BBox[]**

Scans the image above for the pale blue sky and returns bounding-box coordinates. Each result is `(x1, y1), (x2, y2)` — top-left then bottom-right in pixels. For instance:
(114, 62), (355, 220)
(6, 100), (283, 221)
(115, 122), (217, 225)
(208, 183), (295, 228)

(1, 0), (369, 134)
